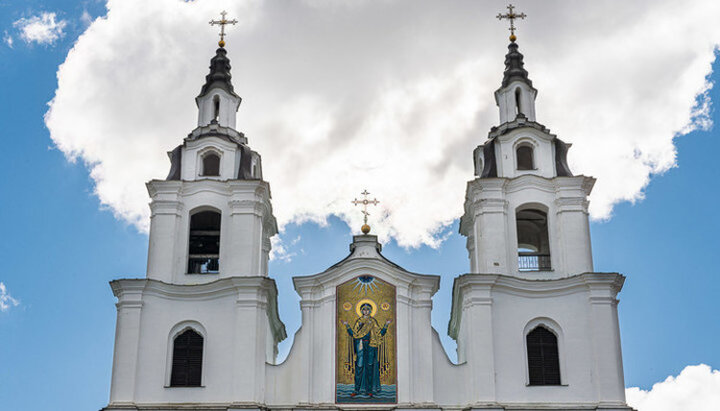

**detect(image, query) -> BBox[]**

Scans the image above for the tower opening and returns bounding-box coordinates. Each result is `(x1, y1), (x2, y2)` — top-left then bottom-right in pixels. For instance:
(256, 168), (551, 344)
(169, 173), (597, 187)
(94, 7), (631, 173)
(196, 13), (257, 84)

(516, 145), (534, 170)
(212, 95), (220, 122)
(515, 87), (523, 116)
(516, 208), (551, 271)
(170, 329), (204, 387)
(526, 326), (561, 385)
(201, 153), (220, 177)
(188, 210), (221, 274)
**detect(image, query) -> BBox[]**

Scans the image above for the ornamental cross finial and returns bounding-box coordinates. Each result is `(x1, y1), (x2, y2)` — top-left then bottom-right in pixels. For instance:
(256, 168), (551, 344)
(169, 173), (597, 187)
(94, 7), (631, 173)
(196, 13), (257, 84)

(209, 10), (238, 48)
(496, 4), (526, 42)
(351, 189), (380, 235)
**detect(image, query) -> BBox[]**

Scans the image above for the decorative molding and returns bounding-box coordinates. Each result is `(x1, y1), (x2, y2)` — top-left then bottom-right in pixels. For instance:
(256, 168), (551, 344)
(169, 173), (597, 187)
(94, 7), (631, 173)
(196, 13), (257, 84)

(448, 272), (625, 340)
(149, 200), (184, 216)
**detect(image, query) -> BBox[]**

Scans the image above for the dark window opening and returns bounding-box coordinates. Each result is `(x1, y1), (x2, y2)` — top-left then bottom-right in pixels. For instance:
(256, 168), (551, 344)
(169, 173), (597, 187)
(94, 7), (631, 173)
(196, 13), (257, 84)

(202, 154), (220, 177)
(527, 326), (561, 386)
(213, 95), (220, 121)
(188, 211), (220, 274)
(515, 87), (523, 116)
(517, 145), (534, 170)
(170, 329), (203, 387)
(516, 208), (551, 271)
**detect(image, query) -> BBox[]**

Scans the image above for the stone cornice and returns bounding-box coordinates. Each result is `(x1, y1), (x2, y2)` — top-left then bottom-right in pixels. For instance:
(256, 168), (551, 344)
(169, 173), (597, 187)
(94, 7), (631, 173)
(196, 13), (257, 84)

(448, 272), (625, 340)
(488, 116), (555, 141)
(185, 122), (248, 145)
(109, 277), (287, 343)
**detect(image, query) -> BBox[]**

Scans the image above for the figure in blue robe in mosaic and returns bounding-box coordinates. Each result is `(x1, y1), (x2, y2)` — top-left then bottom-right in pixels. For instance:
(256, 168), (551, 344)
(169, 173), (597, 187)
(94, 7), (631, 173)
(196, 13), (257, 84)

(342, 303), (391, 397)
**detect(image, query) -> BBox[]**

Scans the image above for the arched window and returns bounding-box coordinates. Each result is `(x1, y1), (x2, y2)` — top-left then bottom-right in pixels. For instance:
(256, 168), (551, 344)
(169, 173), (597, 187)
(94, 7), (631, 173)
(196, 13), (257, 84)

(516, 208), (551, 271)
(201, 153), (220, 177)
(212, 95), (220, 122)
(170, 329), (203, 387)
(515, 87), (523, 116)
(188, 210), (220, 274)
(516, 145), (534, 170)
(526, 326), (561, 385)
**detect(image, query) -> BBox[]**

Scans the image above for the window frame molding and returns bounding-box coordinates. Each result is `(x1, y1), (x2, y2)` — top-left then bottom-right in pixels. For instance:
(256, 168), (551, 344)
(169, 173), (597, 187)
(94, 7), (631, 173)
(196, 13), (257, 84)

(514, 203), (553, 272)
(513, 137), (537, 171)
(186, 207), (223, 275)
(165, 320), (208, 388)
(522, 317), (567, 386)
(197, 147), (223, 179)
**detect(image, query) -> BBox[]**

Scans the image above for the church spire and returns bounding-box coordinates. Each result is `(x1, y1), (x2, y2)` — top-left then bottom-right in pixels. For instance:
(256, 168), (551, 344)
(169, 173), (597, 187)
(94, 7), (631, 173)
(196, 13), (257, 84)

(198, 47), (238, 98)
(195, 11), (242, 129)
(501, 41), (532, 89)
(494, 4), (537, 124)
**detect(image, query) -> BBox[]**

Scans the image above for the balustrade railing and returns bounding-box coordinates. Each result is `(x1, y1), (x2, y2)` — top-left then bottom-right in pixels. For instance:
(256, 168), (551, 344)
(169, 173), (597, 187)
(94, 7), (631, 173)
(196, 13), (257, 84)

(188, 256), (219, 274)
(518, 253), (551, 271)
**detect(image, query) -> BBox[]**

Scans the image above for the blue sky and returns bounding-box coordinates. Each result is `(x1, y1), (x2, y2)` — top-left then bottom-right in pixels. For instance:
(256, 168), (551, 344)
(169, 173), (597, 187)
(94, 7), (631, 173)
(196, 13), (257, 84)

(1, 1), (719, 410)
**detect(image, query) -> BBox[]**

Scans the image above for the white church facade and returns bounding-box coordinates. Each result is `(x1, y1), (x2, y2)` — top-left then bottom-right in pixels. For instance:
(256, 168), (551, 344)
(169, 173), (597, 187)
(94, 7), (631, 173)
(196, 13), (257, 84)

(103, 18), (633, 411)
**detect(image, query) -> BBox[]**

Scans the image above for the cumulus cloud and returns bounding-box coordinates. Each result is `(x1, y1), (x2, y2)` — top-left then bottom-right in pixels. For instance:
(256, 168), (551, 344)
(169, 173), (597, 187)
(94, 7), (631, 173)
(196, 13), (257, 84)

(0, 282), (20, 312)
(45, 0), (720, 247)
(626, 364), (720, 411)
(13, 12), (67, 45)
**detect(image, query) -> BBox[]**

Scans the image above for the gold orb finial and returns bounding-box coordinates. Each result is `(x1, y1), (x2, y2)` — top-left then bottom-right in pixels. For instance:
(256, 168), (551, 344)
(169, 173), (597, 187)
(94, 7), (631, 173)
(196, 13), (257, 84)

(210, 11), (237, 49)
(352, 189), (380, 235)
(497, 4), (526, 43)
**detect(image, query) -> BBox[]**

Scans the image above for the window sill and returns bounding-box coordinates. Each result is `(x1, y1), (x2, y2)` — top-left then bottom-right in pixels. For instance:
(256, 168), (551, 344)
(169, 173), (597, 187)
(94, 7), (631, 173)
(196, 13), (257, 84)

(526, 383), (568, 387)
(164, 385), (205, 388)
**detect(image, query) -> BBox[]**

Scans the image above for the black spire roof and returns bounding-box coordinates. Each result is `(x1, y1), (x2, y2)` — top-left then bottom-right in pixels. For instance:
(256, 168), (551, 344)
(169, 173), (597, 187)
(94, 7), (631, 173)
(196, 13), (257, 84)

(501, 41), (533, 88)
(198, 47), (238, 97)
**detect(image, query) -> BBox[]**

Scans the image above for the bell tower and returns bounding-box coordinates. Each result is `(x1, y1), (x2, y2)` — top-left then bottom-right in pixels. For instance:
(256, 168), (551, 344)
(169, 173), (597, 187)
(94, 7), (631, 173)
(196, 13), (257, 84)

(106, 14), (286, 409)
(460, 24), (593, 279)
(145, 21), (276, 284)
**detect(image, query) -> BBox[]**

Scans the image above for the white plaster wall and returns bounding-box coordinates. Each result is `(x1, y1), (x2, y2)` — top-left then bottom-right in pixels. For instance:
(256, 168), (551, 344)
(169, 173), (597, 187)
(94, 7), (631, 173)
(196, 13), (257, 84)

(495, 81), (537, 124)
(463, 175), (594, 278)
(494, 129), (555, 179)
(108, 278), (283, 407)
(196, 88), (241, 129)
(181, 136), (240, 181)
(146, 179), (276, 283)
(447, 273), (628, 409)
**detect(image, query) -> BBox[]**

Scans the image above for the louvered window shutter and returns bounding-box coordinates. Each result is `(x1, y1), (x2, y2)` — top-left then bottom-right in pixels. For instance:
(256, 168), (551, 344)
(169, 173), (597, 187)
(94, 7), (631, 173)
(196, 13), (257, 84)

(170, 329), (204, 387)
(526, 326), (561, 385)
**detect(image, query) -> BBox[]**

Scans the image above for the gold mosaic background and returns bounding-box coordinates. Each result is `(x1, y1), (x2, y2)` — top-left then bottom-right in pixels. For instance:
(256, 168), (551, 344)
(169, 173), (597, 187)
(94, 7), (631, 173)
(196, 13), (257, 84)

(336, 275), (396, 385)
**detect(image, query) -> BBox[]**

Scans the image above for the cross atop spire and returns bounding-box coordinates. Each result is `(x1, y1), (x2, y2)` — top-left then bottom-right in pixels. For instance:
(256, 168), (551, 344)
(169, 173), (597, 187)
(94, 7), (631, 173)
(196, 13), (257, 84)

(352, 190), (380, 235)
(209, 10), (238, 48)
(496, 4), (526, 42)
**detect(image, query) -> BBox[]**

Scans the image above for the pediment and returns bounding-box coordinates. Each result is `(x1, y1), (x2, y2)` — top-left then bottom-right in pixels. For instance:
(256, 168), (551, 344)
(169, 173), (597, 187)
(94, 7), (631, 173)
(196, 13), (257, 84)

(292, 235), (440, 300)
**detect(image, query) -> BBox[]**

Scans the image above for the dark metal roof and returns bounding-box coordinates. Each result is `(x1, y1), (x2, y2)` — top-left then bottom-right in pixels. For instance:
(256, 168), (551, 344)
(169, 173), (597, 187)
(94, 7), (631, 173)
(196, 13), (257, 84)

(501, 41), (533, 89)
(198, 47), (239, 98)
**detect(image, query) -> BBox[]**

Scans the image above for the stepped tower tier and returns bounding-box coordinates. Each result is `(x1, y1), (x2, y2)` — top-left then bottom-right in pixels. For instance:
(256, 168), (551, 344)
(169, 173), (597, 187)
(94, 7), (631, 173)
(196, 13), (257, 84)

(460, 40), (594, 279)
(146, 46), (277, 284)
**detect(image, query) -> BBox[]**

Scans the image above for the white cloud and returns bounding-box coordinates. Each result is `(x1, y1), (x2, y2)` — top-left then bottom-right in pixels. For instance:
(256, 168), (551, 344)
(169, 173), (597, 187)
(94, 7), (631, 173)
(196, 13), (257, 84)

(626, 364), (720, 411)
(45, 0), (720, 247)
(3, 31), (13, 48)
(81, 10), (93, 26)
(0, 282), (20, 312)
(270, 236), (297, 263)
(13, 12), (67, 45)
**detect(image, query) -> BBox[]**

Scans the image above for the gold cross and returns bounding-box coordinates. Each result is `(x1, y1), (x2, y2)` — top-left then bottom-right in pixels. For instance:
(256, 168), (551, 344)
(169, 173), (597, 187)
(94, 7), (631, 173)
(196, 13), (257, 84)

(209, 10), (238, 48)
(496, 4), (526, 42)
(351, 189), (379, 234)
